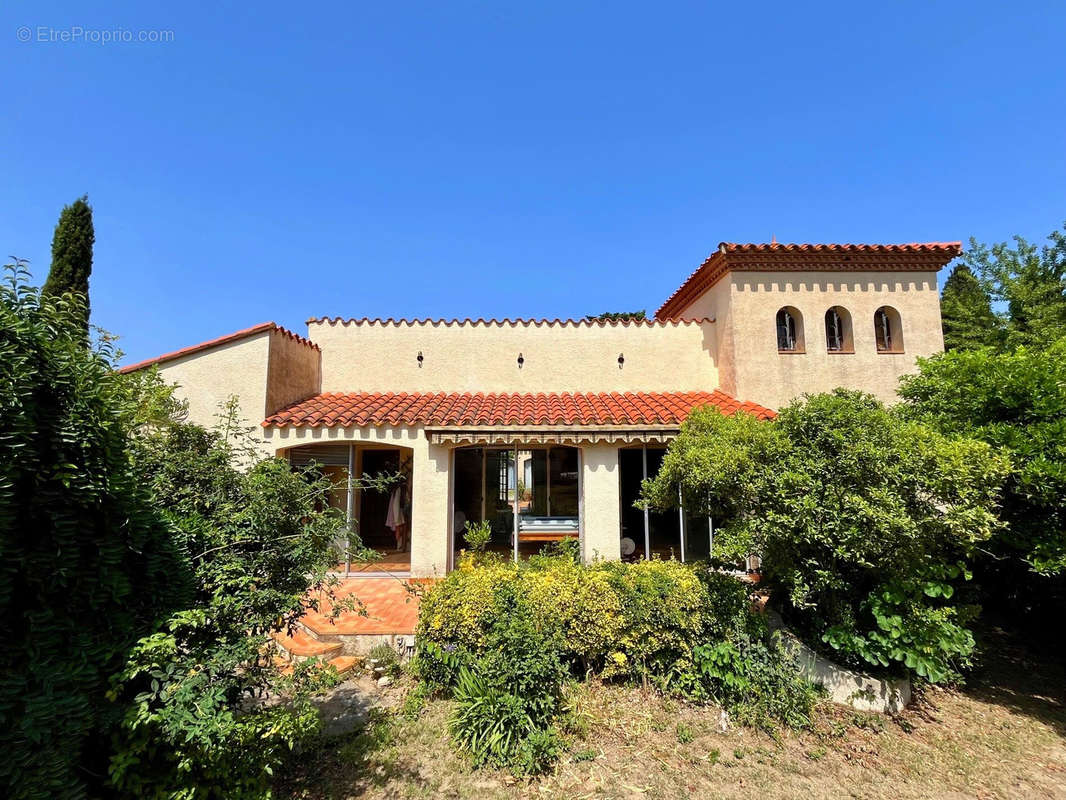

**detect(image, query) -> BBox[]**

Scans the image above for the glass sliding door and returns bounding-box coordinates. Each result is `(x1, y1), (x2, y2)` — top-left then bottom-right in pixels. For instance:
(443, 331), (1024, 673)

(452, 445), (581, 562)
(483, 448), (516, 549)
(645, 447), (682, 559)
(618, 448), (648, 560)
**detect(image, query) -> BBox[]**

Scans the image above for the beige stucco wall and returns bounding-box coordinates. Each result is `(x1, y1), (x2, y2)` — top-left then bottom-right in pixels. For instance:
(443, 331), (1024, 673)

(266, 329), (321, 414)
(674, 278), (738, 397)
(580, 443), (622, 563)
(718, 271), (944, 410)
(308, 319), (718, 393)
(154, 333), (273, 454)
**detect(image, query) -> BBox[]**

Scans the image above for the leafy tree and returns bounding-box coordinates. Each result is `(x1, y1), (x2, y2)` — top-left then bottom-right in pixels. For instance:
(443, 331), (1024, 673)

(0, 261), (186, 800)
(940, 264), (1002, 351)
(588, 310), (646, 322)
(962, 222), (1066, 349)
(642, 392), (1009, 682)
(107, 393), (394, 799)
(41, 195), (95, 333)
(899, 342), (1066, 580)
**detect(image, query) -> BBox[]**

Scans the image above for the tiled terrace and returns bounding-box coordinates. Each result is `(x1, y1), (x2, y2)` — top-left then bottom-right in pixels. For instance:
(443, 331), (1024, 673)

(302, 577), (424, 636)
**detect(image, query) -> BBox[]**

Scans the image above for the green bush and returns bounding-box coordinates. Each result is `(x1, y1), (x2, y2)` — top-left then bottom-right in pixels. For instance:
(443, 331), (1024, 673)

(899, 340), (1066, 576)
(598, 559), (717, 681)
(446, 602), (566, 774)
(417, 549), (815, 764)
(0, 263), (186, 799)
(417, 553), (750, 684)
(368, 642), (402, 677)
(462, 520), (492, 553)
(689, 633), (819, 731)
(642, 392), (1009, 682)
(106, 399), (349, 799)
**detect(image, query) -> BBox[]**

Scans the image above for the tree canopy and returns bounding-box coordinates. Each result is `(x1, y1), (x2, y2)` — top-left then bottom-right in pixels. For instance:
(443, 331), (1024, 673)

(940, 264), (1002, 351)
(0, 261), (186, 800)
(956, 221), (1066, 350)
(642, 392), (1008, 682)
(899, 342), (1066, 577)
(41, 195), (95, 333)
(587, 310), (647, 322)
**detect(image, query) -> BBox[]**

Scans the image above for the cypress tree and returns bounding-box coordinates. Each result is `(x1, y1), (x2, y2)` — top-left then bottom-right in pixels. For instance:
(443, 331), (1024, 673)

(941, 264), (1001, 351)
(41, 195), (95, 332)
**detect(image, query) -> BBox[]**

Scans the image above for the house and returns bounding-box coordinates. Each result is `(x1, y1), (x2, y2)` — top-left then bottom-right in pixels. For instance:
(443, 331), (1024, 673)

(120, 241), (960, 577)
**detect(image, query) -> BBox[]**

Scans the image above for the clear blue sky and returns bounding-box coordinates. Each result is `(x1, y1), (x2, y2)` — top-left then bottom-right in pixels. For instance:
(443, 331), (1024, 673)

(3, 1), (1064, 365)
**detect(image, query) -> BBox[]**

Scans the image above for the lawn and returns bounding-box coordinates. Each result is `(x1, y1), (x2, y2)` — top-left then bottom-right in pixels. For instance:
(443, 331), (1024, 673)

(277, 626), (1066, 800)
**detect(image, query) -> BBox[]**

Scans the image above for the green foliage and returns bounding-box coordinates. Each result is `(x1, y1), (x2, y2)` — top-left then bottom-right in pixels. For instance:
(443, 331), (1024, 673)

(960, 222), (1066, 350)
(462, 520), (492, 553)
(368, 642), (402, 677)
(0, 262), (186, 800)
(599, 560), (731, 682)
(940, 264), (1003, 351)
(642, 393), (1009, 682)
(512, 728), (565, 775)
(688, 631), (819, 730)
(417, 550), (816, 765)
(41, 195), (95, 333)
(447, 607), (566, 775)
(675, 722), (694, 744)
(107, 398), (349, 799)
(822, 564), (979, 683)
(587, 310), (647, 321)
(900, 342), (1066, 576)
(417, 553), (750, 683)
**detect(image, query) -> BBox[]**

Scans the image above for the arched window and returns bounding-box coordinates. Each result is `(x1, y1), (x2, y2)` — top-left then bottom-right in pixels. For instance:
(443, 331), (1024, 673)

(776, 307), (804, 352)
(824, 306), (853, 352)
(874, 306), (904, 353)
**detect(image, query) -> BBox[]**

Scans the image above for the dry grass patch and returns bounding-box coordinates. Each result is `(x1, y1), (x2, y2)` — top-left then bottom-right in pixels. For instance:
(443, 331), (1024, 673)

(278, 628), (1066, 800)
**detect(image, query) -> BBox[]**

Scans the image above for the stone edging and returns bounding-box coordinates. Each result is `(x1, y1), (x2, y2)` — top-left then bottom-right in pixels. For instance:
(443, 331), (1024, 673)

(766, 610), (911, 714)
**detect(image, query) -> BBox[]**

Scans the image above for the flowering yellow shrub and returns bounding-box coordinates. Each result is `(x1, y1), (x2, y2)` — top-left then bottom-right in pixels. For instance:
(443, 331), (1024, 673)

(416, 552), (751, 682)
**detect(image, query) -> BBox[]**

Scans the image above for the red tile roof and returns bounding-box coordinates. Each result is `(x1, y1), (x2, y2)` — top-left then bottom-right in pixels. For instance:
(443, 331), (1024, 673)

(655, 241), (962, 320)
(719, 242), (963, 255)
(119, 322), (318, 374)
(263, 390), (774, 428)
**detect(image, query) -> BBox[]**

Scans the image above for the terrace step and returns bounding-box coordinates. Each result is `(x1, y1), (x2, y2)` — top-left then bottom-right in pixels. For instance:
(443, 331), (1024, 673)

(272, 628), (343, 661)
(326, 656), (360, 676)
(272, 654), (361, 678)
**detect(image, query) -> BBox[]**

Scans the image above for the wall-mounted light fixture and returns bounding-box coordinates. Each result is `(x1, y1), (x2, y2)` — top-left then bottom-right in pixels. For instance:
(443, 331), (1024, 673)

(416, 351), (424, 368)
(618, 353), (625, 369)
(517, 352), (525, 369)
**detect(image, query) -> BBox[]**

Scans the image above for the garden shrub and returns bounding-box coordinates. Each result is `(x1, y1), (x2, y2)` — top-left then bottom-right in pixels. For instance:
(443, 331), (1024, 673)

(642, 392), (1009, 682)
(446, 597), (566, 774)
(523, 556), (624, 672)
(416, 553), (742, 684)
(106, 397), (355, 799)
(417, 549), (815, 774)
(599, 559), (716, 682)
(462, 520), (492, 552)
(689, 632), (819, 731)
(0, 265), (187, 800)
(417, 554), (523, 651)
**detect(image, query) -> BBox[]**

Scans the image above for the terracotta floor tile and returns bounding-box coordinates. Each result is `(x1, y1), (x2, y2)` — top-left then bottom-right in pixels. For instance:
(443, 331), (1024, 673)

(302, 577), (422, 636)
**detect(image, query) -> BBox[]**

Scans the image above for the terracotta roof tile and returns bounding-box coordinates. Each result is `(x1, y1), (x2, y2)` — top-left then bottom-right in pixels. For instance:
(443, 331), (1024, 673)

(263, 390), (775, 428)
(119, 322), (318, 374)
(655, 241), (962, 320)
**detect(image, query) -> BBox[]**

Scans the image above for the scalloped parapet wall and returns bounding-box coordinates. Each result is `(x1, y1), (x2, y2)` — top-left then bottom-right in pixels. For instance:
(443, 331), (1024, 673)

(306, 316), (719, 394)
